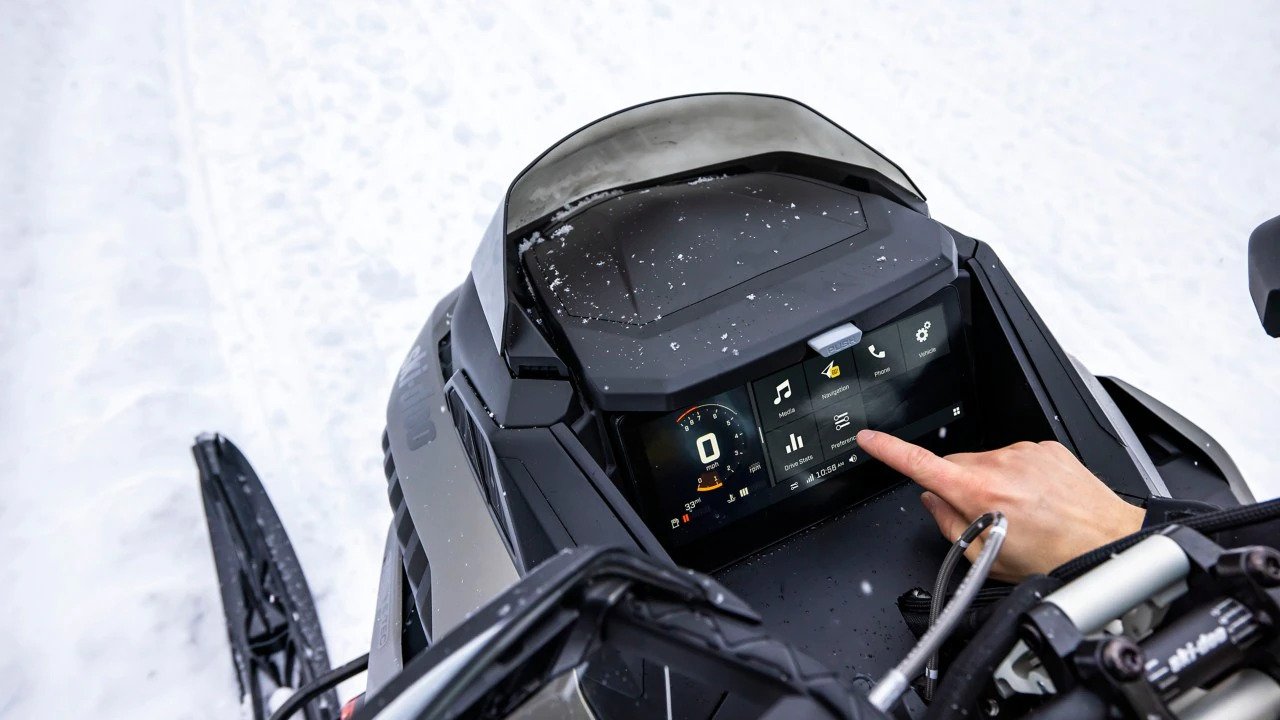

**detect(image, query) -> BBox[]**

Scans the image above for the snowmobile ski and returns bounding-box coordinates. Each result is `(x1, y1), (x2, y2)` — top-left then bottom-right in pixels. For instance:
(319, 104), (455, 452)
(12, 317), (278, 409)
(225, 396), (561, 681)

(194, 433), (340, 720)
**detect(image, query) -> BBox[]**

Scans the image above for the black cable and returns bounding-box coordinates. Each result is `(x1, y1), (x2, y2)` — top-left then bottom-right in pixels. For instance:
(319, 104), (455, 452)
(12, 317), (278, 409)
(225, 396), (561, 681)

(268, 653), (370, 720)
(924, 575), (1062, 720)
(924, 499), (1280, 719)
(1052, 497), (1280, 581)
(870, 512), (1008, 711)
(924, 512), (999, 701)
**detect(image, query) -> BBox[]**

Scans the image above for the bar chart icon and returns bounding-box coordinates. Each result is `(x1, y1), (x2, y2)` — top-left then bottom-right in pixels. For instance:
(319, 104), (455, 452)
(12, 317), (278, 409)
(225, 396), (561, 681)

(785, 433), (804, 454)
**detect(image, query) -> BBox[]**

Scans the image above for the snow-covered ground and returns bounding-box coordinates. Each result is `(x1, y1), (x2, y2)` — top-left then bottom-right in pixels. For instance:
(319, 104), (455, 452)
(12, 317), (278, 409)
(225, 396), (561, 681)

(2, 1), (1277, 717)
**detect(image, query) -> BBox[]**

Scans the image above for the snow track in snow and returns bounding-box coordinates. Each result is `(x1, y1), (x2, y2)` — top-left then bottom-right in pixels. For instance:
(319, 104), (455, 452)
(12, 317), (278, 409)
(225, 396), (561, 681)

(2, 2), (1278, 717)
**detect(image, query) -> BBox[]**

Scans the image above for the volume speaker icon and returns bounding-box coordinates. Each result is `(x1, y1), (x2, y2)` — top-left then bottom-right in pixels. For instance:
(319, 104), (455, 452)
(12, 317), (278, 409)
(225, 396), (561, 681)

(784, 433), (804, 454)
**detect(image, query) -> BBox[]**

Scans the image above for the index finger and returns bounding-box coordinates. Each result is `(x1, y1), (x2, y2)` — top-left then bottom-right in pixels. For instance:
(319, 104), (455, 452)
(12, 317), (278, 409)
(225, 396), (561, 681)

(856, 429), (967, 493)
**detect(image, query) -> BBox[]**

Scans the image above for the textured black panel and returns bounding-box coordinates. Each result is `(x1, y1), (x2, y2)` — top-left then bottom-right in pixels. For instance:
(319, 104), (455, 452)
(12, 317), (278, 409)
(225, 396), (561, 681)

(527, 173), (867, 325)
(383, 432), (434, 641)
(519, 174), (957, 412)
(713, 481), (951, 680)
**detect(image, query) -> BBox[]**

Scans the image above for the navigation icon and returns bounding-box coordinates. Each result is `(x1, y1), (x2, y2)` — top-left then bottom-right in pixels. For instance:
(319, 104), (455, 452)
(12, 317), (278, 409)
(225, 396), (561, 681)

(804, 349), (856, 411)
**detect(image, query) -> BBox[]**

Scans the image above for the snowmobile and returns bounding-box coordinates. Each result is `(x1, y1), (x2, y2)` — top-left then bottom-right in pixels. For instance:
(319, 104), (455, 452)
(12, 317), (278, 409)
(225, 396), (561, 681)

(195, 93), (1280, 720)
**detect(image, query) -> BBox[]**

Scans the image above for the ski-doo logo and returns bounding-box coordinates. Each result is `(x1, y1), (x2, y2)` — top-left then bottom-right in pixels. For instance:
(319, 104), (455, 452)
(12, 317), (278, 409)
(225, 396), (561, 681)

(1166, 626), (1228, 674)
(398, 344), (425, 387)
(397, 344), (438, 451)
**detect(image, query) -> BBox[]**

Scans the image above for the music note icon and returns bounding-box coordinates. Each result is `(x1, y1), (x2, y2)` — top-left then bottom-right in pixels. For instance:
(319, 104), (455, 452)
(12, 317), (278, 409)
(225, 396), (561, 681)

(773, 379), (792, 406)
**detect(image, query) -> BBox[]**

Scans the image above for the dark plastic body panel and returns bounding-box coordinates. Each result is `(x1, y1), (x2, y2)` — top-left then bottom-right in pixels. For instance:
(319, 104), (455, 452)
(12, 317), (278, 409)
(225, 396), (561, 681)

(450, 279), (574, 428)
(472, 93), (931, 360)
(1099, 375), (1251, 505)
(713, 480), (951, 680)
(526, 173), (871, 325)
(383, 287), (521, 641)
(446, 373), (663, 572)
(1248, 214), (1280, 337)
(523, 182), (958, 413)
(365, 526), (405, 697)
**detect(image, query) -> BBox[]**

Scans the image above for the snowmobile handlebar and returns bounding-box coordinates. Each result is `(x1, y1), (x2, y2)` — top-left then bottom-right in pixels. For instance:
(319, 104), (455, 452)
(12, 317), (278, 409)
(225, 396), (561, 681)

(931, 522), (1280, 720)
(1249, 214), (1280, 337)
(354, 546), (882, 720)
(352, 523), (1280, 720)
(264, 546), (879, 720)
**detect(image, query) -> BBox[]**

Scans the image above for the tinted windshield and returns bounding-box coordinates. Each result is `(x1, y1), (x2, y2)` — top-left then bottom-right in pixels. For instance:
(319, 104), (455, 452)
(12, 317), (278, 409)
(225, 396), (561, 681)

(505, 93), (923, 234)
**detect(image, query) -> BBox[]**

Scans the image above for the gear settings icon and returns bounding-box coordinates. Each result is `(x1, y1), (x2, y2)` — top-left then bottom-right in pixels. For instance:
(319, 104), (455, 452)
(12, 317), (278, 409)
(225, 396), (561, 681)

(915, 321), (932, 343)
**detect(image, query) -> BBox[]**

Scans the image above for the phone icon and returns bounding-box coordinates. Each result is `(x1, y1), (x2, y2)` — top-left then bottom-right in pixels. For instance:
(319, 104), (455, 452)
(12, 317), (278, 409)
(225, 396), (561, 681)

(867, 345), (887, 359)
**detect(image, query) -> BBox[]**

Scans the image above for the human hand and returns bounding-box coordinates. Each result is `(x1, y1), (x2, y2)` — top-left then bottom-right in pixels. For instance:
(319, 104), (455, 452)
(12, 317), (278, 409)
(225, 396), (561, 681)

(855, 430), (1146, 582)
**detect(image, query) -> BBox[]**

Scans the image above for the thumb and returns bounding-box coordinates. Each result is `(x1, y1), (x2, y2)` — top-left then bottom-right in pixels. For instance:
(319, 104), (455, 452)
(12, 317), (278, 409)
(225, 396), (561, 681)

(921, 491), (970, 545)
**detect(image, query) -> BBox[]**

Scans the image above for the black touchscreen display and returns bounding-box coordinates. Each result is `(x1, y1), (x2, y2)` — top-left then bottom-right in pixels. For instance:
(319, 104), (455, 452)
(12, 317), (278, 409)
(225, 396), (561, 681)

(635, 293), (969, 548)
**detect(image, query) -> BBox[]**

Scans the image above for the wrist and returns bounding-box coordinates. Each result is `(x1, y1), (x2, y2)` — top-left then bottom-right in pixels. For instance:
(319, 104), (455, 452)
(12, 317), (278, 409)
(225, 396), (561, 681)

(1119, 501), (1146, 538)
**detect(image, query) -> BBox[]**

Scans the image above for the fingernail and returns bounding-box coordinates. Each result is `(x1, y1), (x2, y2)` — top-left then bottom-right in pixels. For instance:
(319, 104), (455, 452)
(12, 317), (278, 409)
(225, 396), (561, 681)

(920, 492), (935, 510)
(857, 429), (877, 442)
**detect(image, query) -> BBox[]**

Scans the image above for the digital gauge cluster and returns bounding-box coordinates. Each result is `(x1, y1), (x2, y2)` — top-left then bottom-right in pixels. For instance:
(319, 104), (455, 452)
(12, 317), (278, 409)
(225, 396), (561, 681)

(637, 388), (772, 534)
(630, 292), (973, 553)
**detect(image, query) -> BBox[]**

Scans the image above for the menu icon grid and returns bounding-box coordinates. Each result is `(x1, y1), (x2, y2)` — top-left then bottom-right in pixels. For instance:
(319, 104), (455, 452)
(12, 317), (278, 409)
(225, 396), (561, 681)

(750, 302), (953, 484)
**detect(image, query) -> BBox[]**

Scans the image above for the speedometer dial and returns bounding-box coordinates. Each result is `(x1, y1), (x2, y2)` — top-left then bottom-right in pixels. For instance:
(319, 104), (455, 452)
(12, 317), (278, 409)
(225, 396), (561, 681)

(676, 403), (749, 495)
(637, 386), (769, 538)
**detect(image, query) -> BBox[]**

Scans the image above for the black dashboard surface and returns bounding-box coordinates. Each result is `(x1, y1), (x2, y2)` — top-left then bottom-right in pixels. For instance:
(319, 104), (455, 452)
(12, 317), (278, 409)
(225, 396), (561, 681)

(527, 173), (869, 325)
(712, 479), (952, 681)
(521, 172), (958, 412)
